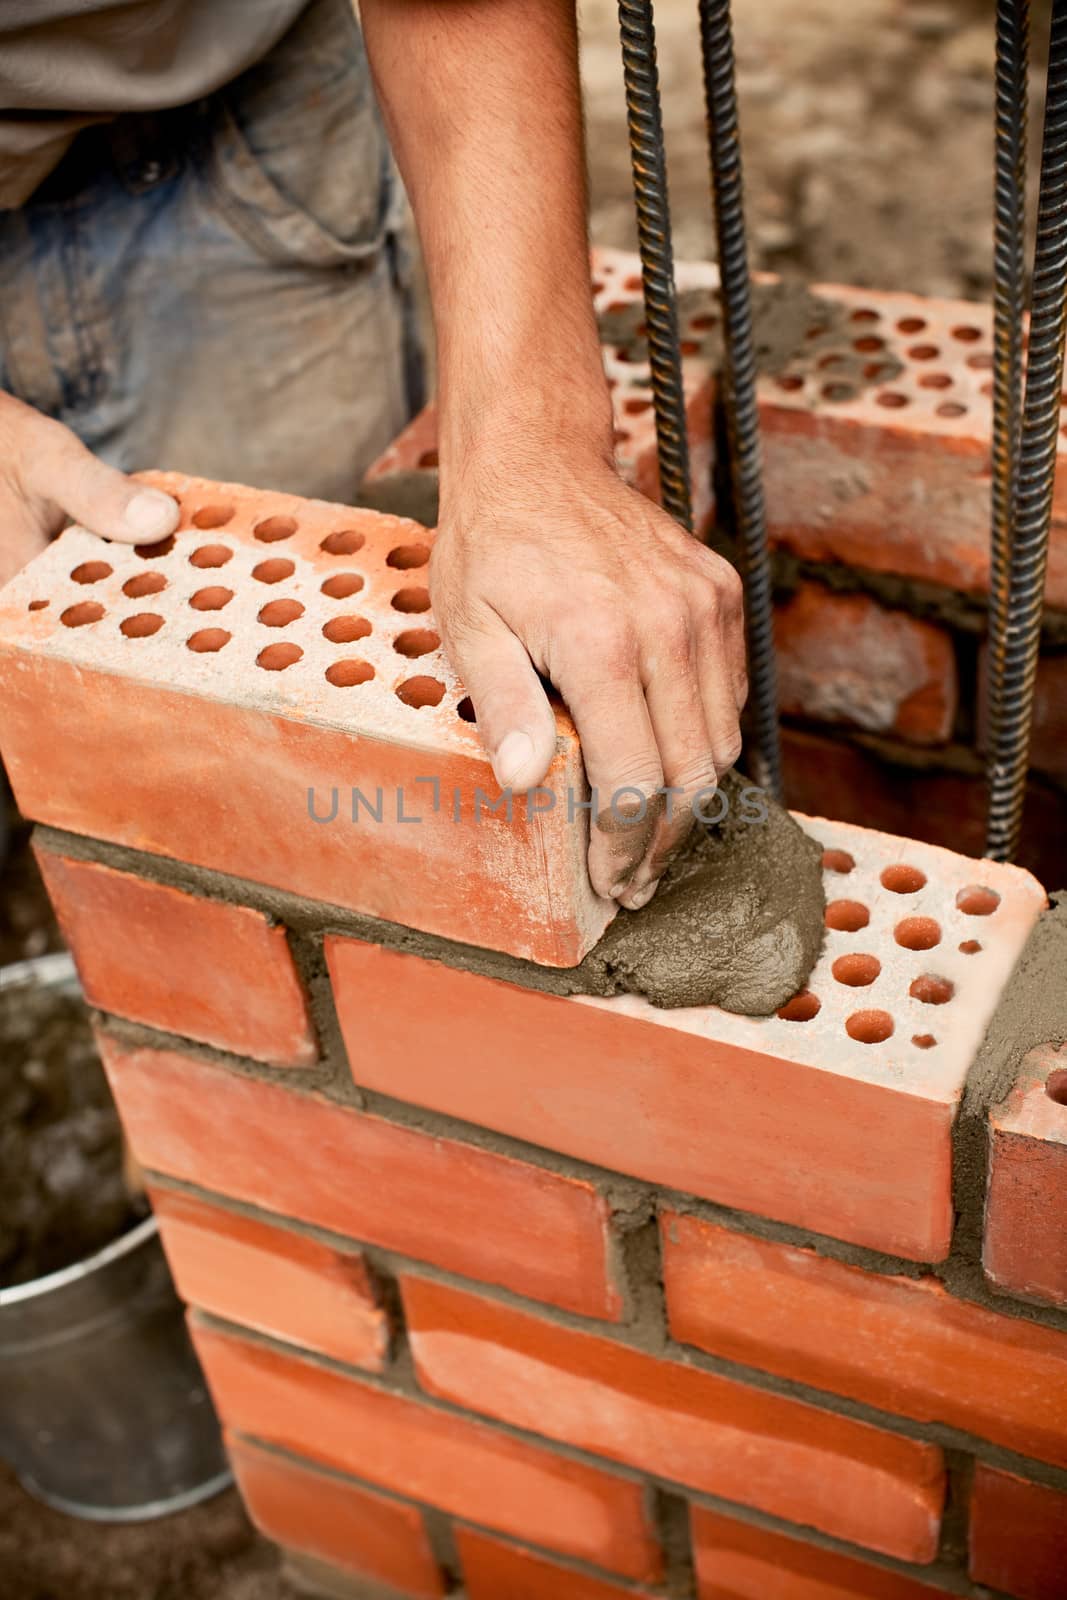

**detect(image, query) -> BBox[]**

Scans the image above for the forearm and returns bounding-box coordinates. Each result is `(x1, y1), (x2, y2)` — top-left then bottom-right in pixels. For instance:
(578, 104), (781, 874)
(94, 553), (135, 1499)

(359, 0), (613, 477)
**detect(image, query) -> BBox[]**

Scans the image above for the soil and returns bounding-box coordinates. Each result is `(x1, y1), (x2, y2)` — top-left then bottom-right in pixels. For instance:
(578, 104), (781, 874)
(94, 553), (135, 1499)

(0, 974), (145, 1289)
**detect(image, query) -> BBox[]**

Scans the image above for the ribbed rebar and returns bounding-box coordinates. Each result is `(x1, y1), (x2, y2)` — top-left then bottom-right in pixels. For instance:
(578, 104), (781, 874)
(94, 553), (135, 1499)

(617, 0), (693, 530)
(698, 0), (782, 801)
(986, 0), (1067, 860)
(985, 0), (1030, 774)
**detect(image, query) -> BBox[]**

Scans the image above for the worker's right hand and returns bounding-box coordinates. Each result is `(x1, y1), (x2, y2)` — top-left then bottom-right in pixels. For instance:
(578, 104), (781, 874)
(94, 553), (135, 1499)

(0, 393), (179, 589)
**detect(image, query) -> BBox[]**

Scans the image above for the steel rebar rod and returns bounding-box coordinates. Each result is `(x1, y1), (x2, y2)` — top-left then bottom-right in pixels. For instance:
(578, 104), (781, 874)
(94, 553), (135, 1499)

(617, 0), (694, 530)
(987, 0), (1067, 860)
(985, 0), (1030, 789)
(698, 0), (782, 802)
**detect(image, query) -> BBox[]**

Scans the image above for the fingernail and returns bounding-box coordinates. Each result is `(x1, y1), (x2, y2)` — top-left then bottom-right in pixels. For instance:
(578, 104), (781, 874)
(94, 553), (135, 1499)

(627, 880), (660, 910)
(124, 489), (178, 538)
(493, 730), (535, 788)
(609, 879), (631, 899)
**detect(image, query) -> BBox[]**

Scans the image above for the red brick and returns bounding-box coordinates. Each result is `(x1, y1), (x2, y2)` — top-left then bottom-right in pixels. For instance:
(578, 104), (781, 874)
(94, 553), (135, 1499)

(985, 1043), (1067, 1310)
(97, 1035), (623, 1321)
(978, 646), (1067, 786)
(328, 826), (1043, 1265)
(690, 1506), (949, 1600)
(661, 1211), (1067, 1470)
(150, 1188), (389, 1372)
(775, 582), (956, 745)
(33, 848), (315, 1067)
(400, 1274), (945, 1563)
(456, 1527), (652, 1600)
(0, 474), (610, 969)
(780, 725), (1066, 893)
(227, 1434), (444, 1597)
(969, 1464), (1067, 1600)
(192, 1320), (662, 1583)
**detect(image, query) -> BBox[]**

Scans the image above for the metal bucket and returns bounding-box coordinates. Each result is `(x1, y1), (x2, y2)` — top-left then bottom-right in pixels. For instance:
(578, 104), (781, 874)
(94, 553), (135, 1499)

(0, 954), (232, 1520)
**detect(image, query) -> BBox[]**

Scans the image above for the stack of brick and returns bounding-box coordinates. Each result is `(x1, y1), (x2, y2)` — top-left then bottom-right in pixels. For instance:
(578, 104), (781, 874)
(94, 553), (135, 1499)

(0, 475), (1065, 1600)
(363, 248), (1067, 888)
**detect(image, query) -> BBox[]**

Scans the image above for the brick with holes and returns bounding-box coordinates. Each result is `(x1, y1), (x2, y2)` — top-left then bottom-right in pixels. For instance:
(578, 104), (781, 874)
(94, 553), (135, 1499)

(327, 819), (1044, 1260)
(968, 1464), (1067, 1600)
(984, 1042), (1067, 1311)
(660, 1211), (1067, 1469)
(400, 1273), (945, 1562)
(0, 473), (611, 967)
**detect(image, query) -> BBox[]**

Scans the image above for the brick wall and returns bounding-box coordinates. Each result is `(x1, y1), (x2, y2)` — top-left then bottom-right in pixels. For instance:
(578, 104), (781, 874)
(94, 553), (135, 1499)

(1, 471), (1066, 1599)
(364, 250), (1067, 890)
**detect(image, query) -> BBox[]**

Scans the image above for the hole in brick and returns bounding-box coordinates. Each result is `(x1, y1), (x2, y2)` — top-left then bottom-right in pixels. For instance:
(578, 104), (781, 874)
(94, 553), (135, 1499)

(908, 344), (939, 360)
(777, 991), (821, 1022)
(134, 534), (175, 558)
(919, 373), (953, 389)
(120, 612), (163, 638)
(853, 336), (884, 353)
(876, 391), (908, 408)
(967, 352), (994, 369)
(912, 1034), (937, 1050)
(1046, 1069), (1067, 1106)
(392, 585), (430, 613)
(396, 675), (445, 709)
(320, 528), (366, 556)
(457, 695), (476, 723)
(257, 642), (302, 671)
(613, 428), (631, 445)
(258, 599), (304, 627)
(822, 848), (855, 874)
(326, 659), (374, 687)
(322, 573), (365, 599)
(71, 561), (112, 584)
(957, 884), (1001, 915)
(895, 916), (941, 950)
(27, 600), (48, 611)
(846, 1009), (894, 1044)
(774, 375), (804, 392)
(187, 628), (231, 653)
(822, 383), (857, 403)
(959, 939), (982, 954)
(910, 974), (954, 1005)
(387, 542), (431, 571)
(952, 325), (982, 342)
(679, 339), (702, 356)
(254, 558), (295, 584)
(832, 953), (881, 987)
(614, 349), (633, 364)
(689, 313), (716, 331)
(818, 354), (844, 370)
(881, 864), (927, 894)
(192, 503), (235, 529)
(825, 899), (870, 932)
(418, 449), (439, 469)
(254, 515), (298, 543)
(623, 397), (653, 414)
(323, 615), (372, 644)
(61, 602), (104, 628)
(190, 586), (233, 612)
(936, 403), (967, 418)
(865, 362), (898, 382)
(394, 628), (440, 658)
(122, 572), (166, 599)
(850, 308), (879, 323)
(806, 325), (829, 340)
(190, 545), (233, 569)
(624, 274), (643, 291)
(897, 317), (926, 333)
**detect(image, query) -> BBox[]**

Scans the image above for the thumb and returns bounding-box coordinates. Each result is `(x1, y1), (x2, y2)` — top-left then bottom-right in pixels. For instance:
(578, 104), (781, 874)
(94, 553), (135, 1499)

(24, 413), (179, 546)
(447, 616), (558, 793)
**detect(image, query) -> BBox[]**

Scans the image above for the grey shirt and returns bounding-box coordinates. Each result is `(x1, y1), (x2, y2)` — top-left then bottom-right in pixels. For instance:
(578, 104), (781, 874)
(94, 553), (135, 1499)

(0, 0), (309, 207)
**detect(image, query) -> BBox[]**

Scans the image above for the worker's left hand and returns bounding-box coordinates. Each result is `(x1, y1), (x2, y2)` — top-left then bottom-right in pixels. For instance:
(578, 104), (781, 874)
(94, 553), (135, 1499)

(431, 448), (748, 909)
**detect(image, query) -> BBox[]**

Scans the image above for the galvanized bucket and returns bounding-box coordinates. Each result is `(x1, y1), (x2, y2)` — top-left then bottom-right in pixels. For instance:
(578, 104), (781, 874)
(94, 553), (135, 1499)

(0, 954), (232, 1520)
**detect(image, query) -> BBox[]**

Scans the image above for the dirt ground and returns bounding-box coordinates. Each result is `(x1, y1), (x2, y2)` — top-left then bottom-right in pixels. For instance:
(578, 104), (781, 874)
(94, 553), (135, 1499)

(0, 1), (1033, 1594)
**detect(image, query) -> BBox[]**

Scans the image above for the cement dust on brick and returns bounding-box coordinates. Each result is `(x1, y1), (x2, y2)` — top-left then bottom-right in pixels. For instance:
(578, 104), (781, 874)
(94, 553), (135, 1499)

(579, 771), (827, 1013)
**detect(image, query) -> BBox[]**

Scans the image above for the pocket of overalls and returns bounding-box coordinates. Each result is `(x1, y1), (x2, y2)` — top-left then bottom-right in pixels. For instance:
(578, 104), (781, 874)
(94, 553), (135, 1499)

(204, 0), (391, 271)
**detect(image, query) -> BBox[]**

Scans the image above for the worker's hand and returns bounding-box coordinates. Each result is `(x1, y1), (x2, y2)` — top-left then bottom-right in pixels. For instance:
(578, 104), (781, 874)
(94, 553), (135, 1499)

(0, 393), (179, 589)
(431, 449), (748, 909)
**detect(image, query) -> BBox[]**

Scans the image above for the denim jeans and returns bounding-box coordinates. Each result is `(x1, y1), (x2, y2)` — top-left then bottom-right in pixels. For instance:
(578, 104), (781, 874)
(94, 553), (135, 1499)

(0, 0), (425, 505)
